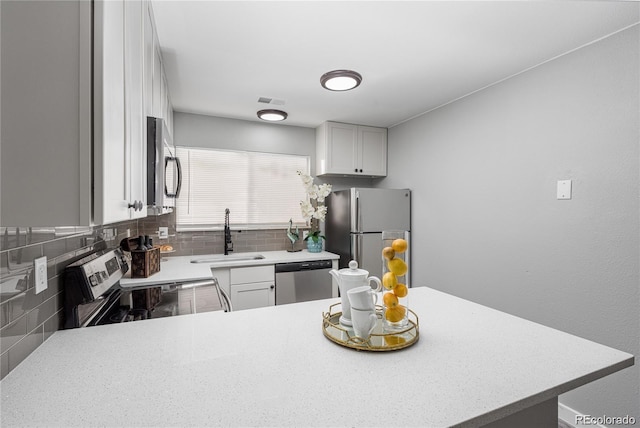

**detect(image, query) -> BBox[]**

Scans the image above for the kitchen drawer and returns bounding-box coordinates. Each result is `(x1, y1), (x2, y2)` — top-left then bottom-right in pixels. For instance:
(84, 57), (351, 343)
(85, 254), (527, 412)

(230, 265), (274, 284)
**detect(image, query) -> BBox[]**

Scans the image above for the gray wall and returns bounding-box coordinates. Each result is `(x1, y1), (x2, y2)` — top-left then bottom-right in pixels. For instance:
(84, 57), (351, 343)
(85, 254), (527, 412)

(174, 111), (316, 171)
(382, 26), (639, 419)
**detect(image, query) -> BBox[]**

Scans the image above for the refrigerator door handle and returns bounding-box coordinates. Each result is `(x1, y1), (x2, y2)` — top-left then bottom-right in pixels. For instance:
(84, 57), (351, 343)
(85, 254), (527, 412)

(352, 234), (362, 267)
(355, 191), (360, 232)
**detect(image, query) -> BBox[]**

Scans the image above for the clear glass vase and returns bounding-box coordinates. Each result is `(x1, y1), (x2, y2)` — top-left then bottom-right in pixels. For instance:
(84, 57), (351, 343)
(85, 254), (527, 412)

(381, 230), (409, 330)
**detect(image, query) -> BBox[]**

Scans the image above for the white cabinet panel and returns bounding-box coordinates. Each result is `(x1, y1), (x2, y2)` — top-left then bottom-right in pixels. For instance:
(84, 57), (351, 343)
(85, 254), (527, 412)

(358, 126), (388, 177)
(95, 0), (147, 224)
(94, 0), (129, 224)
(0, 0), (92, 226)
(230, 282), (276, 311)
(124, 0), (146, 220)
(324, 122), (358, 174)
(230, 265), (275, 284)
(228, 265), (275, 311)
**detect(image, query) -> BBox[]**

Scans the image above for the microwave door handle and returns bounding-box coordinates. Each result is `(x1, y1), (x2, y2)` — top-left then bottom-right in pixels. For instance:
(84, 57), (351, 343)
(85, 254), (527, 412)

(174, 156), (182, 198)
(164, 156), (182, 198)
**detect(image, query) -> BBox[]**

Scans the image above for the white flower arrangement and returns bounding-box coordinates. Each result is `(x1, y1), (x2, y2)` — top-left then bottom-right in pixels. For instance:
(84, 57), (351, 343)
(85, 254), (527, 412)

(297, 171), (332, 242)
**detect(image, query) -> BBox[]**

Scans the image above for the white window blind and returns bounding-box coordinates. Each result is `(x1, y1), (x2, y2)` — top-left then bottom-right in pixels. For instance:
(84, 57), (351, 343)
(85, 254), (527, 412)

(175, 147), (309, 230)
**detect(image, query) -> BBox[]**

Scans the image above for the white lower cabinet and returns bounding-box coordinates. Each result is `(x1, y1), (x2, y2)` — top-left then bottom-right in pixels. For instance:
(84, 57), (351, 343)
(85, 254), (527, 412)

(212, 265), (275, 311)
(230, 281), (275, 311)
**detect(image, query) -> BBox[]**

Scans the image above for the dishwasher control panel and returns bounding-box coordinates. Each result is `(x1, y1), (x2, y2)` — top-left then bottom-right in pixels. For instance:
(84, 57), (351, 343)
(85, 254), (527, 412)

(274, 259), (333, 273)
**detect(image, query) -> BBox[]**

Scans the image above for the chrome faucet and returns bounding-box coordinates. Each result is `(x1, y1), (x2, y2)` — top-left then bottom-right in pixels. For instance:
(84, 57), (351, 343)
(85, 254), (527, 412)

(224, 208), (233, 255)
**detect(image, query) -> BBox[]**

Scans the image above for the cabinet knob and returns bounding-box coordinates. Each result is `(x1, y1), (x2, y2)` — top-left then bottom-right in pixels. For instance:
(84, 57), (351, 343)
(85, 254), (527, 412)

(128, 200), (143, 211)
(359, 169), (363, 173)
(354, 168), (358, 173)
(270, 285), (275, 290)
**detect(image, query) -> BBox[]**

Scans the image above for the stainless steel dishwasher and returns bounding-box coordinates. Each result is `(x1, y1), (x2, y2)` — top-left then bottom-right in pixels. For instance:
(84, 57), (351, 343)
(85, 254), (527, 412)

(275, 260), (333, 305)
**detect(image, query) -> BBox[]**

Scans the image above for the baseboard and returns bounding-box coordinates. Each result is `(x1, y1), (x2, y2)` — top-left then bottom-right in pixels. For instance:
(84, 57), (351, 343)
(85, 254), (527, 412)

(558, 403), (608, 428)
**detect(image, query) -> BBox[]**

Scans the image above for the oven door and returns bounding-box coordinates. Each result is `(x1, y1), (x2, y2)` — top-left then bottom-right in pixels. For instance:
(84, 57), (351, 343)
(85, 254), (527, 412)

(79, 289), (145, 327)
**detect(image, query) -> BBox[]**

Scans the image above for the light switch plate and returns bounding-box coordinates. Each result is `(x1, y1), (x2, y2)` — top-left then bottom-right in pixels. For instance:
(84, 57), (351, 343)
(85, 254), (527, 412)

(34, 256), (47, 294)
(557, 180), (572, 200)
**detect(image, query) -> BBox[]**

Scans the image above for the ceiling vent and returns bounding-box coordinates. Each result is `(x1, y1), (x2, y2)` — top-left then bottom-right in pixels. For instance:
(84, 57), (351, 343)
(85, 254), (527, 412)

(258, 97), (285, 105)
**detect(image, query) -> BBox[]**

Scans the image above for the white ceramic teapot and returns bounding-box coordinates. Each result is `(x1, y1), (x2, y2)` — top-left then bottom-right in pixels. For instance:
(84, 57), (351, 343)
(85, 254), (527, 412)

(329, 260), (382, 326)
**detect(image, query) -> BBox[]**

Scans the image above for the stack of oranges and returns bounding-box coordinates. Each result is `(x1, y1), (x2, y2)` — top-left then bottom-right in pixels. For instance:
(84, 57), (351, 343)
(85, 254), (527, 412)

(382, 238), (408, 323)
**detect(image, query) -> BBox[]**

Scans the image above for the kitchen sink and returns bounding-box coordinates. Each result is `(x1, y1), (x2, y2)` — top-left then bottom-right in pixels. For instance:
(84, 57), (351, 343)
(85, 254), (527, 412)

(190, 254), (265, 264)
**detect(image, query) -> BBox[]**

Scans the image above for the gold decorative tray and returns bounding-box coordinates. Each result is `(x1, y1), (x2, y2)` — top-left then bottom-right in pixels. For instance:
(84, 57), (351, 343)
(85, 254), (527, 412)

(322, 303), (419, 351)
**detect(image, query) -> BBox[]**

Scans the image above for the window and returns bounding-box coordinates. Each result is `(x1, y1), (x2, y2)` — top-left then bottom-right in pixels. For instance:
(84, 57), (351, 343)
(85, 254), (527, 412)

(175, 147), (309, 230)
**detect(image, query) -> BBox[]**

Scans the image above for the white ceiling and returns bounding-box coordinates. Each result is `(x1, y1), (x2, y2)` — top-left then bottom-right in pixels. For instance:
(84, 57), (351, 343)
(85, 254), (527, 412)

(151, 1), (639, 129)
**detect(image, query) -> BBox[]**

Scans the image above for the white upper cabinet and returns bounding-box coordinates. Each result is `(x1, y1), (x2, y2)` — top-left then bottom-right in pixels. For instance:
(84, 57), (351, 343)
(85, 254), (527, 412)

(0, 0), (151, 227)
(0, 1), (93, 226)
(316, 122), (388, 177)
(147, 1), (173, 136)
(93, 0), (147, 224)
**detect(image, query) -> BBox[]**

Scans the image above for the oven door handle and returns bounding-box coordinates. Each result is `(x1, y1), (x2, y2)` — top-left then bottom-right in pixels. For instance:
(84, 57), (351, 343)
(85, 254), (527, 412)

(215, 279), (233, 313)
(179, 278), (233, 312)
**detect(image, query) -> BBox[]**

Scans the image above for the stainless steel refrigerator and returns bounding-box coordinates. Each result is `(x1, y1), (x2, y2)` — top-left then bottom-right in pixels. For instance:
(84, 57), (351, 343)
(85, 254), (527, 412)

(325, 188), (411, 284)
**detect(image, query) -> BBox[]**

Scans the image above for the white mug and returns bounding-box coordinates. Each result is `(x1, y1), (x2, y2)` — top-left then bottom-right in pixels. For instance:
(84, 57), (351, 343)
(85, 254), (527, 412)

(350, 307), (378, 340)
(347, 285), (379, 311)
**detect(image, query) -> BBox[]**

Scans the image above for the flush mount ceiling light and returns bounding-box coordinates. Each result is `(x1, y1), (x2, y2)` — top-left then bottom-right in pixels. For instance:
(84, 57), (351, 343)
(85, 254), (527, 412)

(257, 109), (288, 122)
(320, 69), (363, 91)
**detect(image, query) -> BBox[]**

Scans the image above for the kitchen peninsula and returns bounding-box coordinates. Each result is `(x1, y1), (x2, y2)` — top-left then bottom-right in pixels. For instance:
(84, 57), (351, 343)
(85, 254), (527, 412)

(0, 287), (632, 427)
(119, 250), (339, 288)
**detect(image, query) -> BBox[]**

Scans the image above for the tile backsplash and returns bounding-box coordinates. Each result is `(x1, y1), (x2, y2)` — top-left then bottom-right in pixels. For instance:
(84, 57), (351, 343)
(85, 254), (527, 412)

(0, 212), (301, 380)
(138, 212), (302, 255)
(0, 220), (137, 380)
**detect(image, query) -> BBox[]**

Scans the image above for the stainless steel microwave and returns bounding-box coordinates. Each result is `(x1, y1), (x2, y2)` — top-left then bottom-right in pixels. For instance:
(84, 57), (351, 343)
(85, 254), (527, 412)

(147, 117), (181, 215)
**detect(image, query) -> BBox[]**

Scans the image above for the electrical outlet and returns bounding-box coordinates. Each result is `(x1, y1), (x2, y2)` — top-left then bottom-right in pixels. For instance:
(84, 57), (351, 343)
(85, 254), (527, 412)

(158, 227), (169, 239)
(34, 256), (47, 294)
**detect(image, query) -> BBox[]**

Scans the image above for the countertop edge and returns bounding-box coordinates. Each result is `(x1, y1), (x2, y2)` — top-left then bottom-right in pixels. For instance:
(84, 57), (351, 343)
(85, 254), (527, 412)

(453, 344), (635, 427)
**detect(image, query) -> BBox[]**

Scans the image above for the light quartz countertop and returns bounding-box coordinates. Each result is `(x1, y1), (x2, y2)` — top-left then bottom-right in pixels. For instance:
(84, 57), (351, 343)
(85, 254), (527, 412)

(0, 287), (633, 427)
(119, 250), (339, 288)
